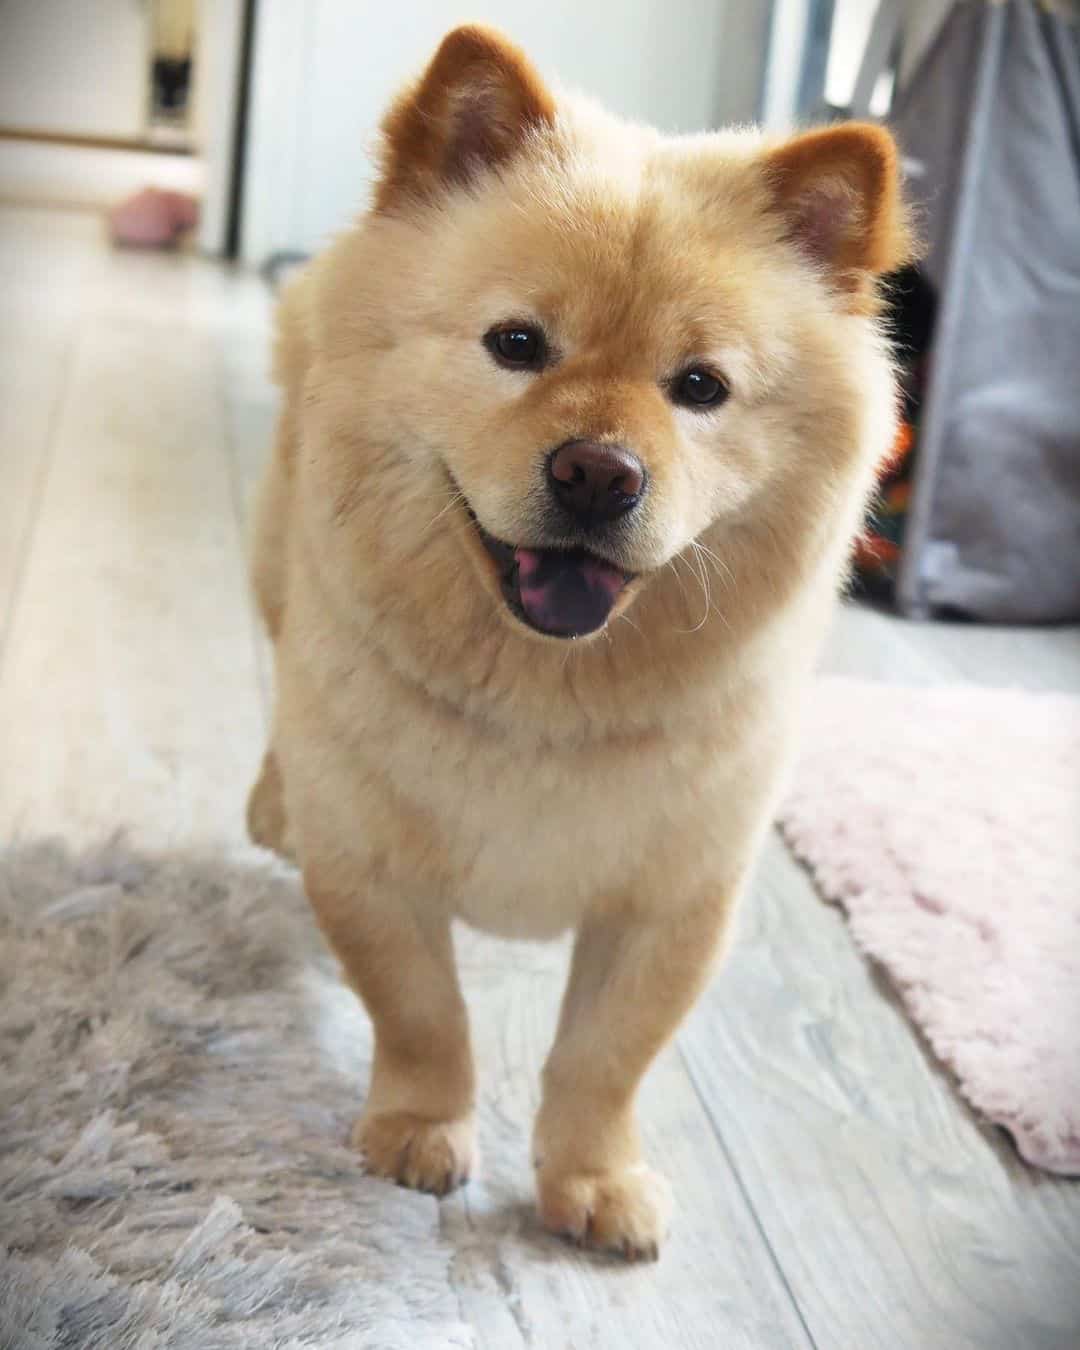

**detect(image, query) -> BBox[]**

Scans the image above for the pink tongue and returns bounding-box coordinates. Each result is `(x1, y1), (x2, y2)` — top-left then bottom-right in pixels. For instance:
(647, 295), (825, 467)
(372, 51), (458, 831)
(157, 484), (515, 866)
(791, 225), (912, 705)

(515, 547), (627, 637)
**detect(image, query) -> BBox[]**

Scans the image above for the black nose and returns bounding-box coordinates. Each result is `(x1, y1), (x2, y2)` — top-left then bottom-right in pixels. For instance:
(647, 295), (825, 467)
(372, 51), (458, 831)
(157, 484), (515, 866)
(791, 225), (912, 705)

(547, 440), (644, 527)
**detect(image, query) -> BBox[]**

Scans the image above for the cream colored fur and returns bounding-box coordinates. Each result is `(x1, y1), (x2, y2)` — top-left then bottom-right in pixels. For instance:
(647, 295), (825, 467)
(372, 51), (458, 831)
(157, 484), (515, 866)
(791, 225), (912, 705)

(247, 26), (908, 1259)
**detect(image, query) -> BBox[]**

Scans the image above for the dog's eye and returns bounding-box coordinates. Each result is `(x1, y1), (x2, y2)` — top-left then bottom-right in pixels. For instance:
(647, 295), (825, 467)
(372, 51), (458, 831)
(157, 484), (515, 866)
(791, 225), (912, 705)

(485, 325), (545, 370)
(672, 367), (729, 409)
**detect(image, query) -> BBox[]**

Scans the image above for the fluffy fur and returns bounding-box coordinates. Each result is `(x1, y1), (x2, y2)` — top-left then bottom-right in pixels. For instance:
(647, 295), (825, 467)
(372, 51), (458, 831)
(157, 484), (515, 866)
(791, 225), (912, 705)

(247, 26), (911, 1259)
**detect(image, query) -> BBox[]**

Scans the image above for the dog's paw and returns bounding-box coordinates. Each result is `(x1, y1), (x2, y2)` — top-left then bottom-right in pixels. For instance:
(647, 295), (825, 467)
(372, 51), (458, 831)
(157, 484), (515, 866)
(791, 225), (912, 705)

(536, 1162), (672, 1260)
(350, 1110), (476, 1196)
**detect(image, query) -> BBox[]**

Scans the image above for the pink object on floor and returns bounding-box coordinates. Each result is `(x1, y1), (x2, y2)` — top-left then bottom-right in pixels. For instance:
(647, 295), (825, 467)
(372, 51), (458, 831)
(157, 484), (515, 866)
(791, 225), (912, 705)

(109, 188), (199, 248)
(780, 677), (1080, 1175)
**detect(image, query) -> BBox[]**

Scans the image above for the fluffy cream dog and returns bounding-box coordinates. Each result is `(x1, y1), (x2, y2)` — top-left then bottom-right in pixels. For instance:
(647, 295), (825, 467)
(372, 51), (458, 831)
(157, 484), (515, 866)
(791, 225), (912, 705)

(247, 25), (910, 1260)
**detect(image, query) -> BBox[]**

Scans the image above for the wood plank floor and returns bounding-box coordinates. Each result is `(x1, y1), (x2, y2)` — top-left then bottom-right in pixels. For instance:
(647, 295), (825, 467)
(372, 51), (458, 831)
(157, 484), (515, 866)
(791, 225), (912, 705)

(2, 203), (1077, 1348)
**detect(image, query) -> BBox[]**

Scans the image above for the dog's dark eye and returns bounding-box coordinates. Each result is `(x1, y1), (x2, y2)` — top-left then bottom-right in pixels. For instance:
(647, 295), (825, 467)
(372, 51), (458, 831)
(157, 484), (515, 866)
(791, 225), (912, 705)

(672, 367), (729, 409)
(485, 325), (545, 370)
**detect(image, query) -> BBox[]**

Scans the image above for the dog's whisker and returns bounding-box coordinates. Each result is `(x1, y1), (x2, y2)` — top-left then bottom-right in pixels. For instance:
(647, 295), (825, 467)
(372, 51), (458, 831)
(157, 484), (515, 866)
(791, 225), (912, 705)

(666, 555), (691, 614)
(694, 541), (731, 612)
(668, 553), (708, 634)
(691, 539), (736, 592)
(668, 554), (693, 601)
(686, 542), (734, 632)
(686, 545), (712, 633)
(418, 491), (467, 540)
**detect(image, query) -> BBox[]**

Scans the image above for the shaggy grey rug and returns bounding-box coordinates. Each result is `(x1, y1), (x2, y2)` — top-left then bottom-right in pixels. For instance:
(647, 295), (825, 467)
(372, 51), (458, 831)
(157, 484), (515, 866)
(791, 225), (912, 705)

(0, 840), (475, 1349)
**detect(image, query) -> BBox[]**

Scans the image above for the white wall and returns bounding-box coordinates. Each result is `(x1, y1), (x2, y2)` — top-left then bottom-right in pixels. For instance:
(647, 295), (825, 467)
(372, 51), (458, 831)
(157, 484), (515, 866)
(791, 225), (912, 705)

(760, 0), (810, 129)
(242, 0), (767, 266)
(0, 0), (150, 139)
(712, 0), (774, 129)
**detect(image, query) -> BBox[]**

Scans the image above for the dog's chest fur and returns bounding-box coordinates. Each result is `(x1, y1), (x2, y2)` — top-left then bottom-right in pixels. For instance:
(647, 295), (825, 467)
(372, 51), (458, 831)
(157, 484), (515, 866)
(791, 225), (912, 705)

(278, 626), (789, 940)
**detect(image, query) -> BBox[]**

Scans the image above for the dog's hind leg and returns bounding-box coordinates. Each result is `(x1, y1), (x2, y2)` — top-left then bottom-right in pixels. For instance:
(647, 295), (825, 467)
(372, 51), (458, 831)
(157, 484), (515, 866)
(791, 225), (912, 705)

(246, 748), (295, 861)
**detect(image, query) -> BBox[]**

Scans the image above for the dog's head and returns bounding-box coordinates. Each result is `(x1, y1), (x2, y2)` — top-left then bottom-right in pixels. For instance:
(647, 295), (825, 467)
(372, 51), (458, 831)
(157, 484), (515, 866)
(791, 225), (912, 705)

(308, 27), (910, 644)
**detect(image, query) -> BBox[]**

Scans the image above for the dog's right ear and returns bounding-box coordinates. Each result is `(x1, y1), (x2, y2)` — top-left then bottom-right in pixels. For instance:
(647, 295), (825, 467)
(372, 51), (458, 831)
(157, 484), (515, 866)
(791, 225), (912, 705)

(375, 26), (555, 211)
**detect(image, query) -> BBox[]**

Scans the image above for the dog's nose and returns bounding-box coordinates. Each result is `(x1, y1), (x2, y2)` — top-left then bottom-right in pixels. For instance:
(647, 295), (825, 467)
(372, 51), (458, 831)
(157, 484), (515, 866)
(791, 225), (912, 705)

(547, 440), (644, 526)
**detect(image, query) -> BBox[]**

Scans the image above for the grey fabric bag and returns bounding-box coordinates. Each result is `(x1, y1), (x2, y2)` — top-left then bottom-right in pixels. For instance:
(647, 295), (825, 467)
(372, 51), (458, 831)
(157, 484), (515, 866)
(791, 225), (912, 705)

(892, 0), (1080, 621)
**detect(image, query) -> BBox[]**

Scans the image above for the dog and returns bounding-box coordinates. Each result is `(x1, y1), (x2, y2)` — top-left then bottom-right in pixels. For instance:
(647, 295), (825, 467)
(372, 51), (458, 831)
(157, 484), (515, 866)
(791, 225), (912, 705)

(246, 25), (910, 1260)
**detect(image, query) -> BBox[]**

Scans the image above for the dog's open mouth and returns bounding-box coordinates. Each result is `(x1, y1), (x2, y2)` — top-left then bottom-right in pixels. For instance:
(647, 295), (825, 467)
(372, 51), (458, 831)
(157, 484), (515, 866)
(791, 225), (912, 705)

(469, 516), (633, 639)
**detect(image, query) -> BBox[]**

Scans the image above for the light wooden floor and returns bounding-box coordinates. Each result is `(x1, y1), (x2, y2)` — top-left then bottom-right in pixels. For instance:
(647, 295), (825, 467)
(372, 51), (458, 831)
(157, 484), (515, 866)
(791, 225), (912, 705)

(2, 204), (1078, 1349)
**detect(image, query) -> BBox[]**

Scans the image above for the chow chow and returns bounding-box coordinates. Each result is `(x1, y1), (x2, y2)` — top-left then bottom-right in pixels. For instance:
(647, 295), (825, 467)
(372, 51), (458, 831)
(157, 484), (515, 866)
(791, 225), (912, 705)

(247, 24), (910, 1259)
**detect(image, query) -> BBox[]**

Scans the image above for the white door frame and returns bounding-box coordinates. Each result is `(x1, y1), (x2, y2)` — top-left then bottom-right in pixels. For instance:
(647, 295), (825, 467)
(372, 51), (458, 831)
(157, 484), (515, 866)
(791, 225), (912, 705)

(238, 1), (310, 267)
(196, 0), (250, 256)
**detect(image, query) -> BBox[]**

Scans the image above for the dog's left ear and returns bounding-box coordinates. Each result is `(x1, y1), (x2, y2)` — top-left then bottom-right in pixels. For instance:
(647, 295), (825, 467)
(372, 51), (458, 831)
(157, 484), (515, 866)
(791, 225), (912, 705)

(763, 123), (911, 300)
(375, 25), (555, 211)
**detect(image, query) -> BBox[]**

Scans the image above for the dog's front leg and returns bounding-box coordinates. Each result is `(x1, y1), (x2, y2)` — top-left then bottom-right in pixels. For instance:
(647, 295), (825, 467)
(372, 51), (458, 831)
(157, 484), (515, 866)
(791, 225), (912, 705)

(533, 892), (733, 1259)
(305, 866), (476, 1196)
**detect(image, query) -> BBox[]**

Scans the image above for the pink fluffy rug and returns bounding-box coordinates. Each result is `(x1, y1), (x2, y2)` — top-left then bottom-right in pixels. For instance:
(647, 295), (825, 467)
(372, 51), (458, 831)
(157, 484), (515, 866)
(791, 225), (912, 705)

(780, 677), (1080, 1175)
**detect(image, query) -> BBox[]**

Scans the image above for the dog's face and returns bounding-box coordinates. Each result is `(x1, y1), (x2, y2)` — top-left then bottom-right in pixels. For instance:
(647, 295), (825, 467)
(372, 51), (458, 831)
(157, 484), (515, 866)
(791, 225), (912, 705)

(312, 28), (908, 643)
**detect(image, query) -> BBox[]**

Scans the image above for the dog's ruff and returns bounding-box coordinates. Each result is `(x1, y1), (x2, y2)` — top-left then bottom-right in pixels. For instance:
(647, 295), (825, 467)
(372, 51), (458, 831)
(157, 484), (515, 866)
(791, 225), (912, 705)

(247, 24), (912, 1257)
